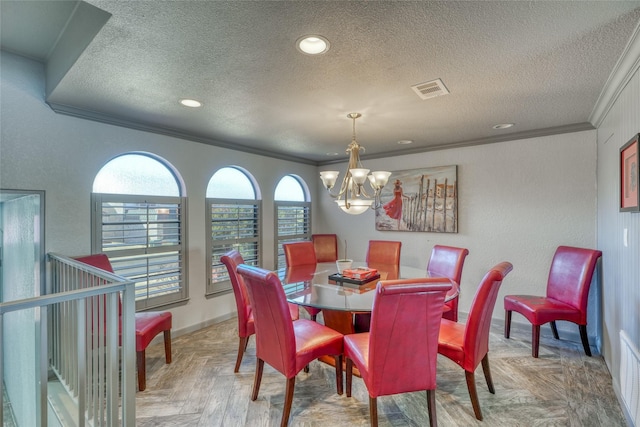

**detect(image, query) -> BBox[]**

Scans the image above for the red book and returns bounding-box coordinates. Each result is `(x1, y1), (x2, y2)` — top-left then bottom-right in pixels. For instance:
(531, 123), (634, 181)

(342, 267), (378, 280)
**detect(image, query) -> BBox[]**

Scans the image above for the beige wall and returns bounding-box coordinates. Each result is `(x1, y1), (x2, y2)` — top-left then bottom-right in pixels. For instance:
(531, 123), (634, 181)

(0, 51), (320, 334)
(597, 60), (640, 408)
(0, 49), (608, 350)
(316, 130), (599, 337)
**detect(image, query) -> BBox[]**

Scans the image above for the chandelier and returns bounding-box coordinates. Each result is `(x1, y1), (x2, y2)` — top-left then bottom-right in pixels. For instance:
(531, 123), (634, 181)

(319, 113), (392, 215)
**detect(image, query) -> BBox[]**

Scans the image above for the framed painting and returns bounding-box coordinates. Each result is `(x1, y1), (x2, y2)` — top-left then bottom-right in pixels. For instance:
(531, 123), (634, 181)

(620, 134), (639, 212)
(375, 165), (457, 232)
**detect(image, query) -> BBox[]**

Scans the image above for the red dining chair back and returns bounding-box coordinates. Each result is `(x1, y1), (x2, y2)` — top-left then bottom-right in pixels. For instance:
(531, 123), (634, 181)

(345, 278), (453, 427)
(283, 241), (317, 267)
(75, 253), (172, 392)
(503, 246), (602, 357)
(427, 245), (470, 322)
(237, 264), (344, 427)
(438, 262), (513, 420)
(312, 234), (339, 262)
(283, 241), (321, 321)
(220, 250), (300, 372)
(366, 240), (402, 269)
(354, 240), (402, 332)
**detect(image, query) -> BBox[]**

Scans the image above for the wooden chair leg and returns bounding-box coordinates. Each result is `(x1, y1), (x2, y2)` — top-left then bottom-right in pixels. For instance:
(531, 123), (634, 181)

(427, 389), (437, 427)
(235, 336), (249, 373)
(334, 354), (343, 395)
(579, 325), (592, 357)
(481, 354), (495, 394)
(504, 310), (512, 338)
(550, 321), (559, 339)
(137, 350), (146, 391)
(465, 370), (483, 421)
(532, 324), (541, 358)
(281, 377), (296, 427)
(163, 330), (172, 364)
(346, 358), (353, 397)
(251, 359), (264, 401)
(369, 396), (378, 427)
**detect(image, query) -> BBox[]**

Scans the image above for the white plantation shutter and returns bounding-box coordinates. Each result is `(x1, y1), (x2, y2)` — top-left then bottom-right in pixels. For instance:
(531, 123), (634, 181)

(207, 199), (261, 295)
(275, 201), (311, 270)
(92, 193), (187, 309)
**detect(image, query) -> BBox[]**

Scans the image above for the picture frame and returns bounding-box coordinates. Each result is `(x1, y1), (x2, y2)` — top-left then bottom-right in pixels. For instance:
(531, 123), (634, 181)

(620, 134), (639, 212)
(375, 165), (457, 232)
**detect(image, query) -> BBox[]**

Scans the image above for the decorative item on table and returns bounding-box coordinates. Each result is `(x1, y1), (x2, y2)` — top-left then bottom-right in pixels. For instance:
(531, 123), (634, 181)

(342, 267), (378, 280)
(335, 239), (353, 273)
(328, 269), (381, 286)
(336, 259), (353, 273)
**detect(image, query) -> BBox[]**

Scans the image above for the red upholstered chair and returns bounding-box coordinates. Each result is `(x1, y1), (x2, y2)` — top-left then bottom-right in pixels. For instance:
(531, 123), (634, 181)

(354, 240), (402, 332)
(366, 240), (402, 271)
(220, 250), (299, 373)
(438, 262), (513, 420)
(283, 241), (321, 321)
(237, 264), (344, 427)
(345, 278), (453, 427)
(504, 246), (602, 358)
(312, 233), (339, 262)
(75, 254), (172, 392)
(427, 245), (470, 322)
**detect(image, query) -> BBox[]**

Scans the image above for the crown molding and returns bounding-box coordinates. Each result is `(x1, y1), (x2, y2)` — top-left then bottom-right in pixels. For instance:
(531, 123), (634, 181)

(317, 122), (595, 166)
(589, 19), (640, 128)
(46, 102), (318, 166)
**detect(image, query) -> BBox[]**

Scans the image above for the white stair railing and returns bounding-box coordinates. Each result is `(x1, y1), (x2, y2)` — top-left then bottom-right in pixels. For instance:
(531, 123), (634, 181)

(0, 253), (136, 427)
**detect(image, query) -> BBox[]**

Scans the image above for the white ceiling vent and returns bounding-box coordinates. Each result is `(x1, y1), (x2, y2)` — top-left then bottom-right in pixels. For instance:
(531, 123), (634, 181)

(411, 79), (449, 100)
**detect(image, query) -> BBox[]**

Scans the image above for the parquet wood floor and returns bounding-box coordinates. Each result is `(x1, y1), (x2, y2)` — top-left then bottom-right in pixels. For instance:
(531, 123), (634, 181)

(136, 314), (625, 426)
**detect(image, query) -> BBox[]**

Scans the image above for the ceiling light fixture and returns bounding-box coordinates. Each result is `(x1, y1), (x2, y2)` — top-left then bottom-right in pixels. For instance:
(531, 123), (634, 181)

(320, 113), (391, 215)
(493, 123), (514, 129)
(397, 139), (413, 145)
(179, 98), (202, 108)
(296, 35), (330, 55)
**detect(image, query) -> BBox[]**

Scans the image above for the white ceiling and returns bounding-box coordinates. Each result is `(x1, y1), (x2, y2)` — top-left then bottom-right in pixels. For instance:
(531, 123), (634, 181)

(2, 1), (640, 164)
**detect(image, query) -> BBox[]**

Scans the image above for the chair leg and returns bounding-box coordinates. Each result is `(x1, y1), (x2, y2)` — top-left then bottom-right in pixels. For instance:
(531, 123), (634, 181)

(334, 354), (343, 395)
(550, 321), (559, 339)
(579, 325), (592, 357)
(369, 396), (378, 427)
(235, 336), (249, 373)
(481, 354), (495, 394)
(465, 370), (483, 421)
(427, 389), (437, 427)
(163, 330), (172, 364)
(346, 358), (353, 397)
(280, 377), (296, 427)
(251, 359), (264, 401)
(532, 324), (541, 358)
(137, 350), (146, 391)
(504, 310), (512, 339)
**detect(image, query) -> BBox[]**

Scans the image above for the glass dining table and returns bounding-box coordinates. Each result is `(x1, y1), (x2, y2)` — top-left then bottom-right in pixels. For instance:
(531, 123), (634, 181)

(279, 261), (459, 334)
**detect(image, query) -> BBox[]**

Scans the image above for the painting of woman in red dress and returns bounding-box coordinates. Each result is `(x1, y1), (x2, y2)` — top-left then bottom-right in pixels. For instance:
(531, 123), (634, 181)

(383, 179), (407, 228)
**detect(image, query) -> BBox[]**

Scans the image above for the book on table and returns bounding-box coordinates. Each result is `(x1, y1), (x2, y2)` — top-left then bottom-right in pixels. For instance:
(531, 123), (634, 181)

(329, 267), (380, 286)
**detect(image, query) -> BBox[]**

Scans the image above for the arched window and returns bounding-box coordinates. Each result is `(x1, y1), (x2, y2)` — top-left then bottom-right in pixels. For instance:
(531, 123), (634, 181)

(206, 166), (261, 295)
(274, 175), (311, 270)
(91, 152), (187, 309)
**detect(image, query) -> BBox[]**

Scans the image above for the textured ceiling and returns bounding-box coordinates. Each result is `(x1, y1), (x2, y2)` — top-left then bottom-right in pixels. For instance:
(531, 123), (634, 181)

(2, 1), (640, 164)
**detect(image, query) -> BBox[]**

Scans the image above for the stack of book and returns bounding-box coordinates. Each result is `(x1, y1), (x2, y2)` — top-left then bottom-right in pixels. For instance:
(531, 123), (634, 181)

(342, 267), (378, 280)
(329, 267), (380, 286)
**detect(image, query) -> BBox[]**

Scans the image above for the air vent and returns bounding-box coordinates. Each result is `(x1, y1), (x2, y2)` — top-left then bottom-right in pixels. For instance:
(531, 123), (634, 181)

(411, 78), (449, 100)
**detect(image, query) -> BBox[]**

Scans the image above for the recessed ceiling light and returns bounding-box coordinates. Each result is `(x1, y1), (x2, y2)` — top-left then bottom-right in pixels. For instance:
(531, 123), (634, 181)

(296, 35), (330, 55)
(397, 140), (414, 145)
(179, 98), (202, 108)
(326, 152), (340, 156)
(493, 123), (514, 129)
